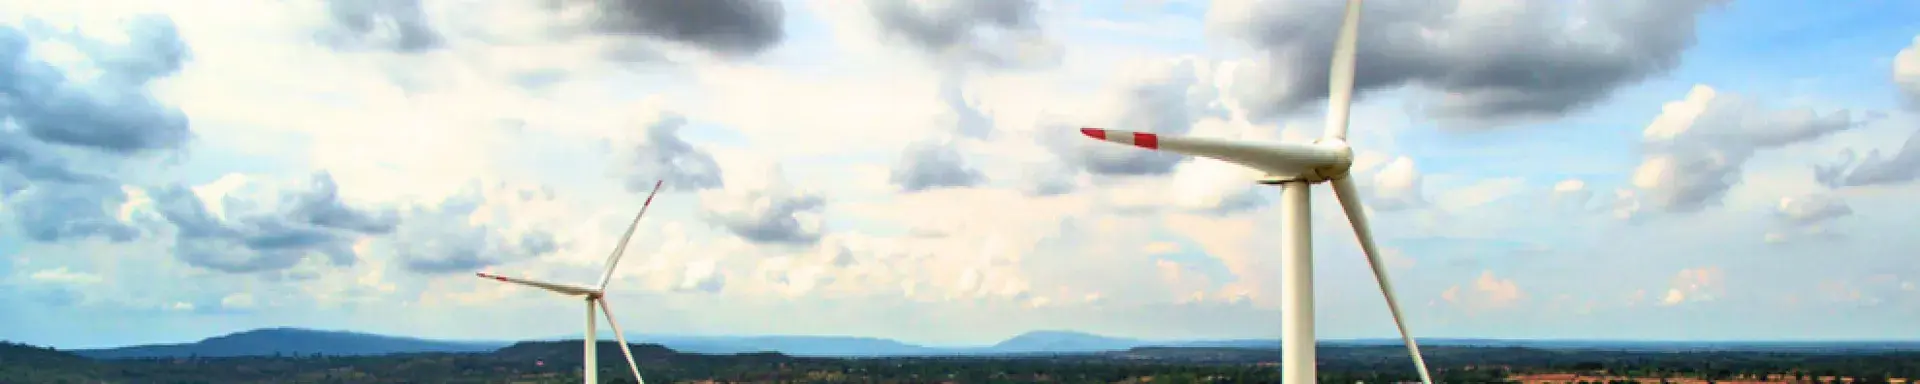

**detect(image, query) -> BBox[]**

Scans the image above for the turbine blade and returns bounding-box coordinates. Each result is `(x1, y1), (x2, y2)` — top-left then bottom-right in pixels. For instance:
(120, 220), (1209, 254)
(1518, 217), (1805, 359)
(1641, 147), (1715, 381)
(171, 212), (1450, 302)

(599, 180), (664, 291)
(1078, 128), (1346, 180)
(1329, 176), (1433, 384)
(474, 272), (598, 296)
(597, 298), (647, 384)
(1323, 0), (1362, 141)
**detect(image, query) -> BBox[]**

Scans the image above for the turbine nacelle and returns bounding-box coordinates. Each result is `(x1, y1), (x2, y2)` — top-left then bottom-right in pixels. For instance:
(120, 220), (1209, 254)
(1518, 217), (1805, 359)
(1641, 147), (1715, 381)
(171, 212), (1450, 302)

(1078, 128), (1355, 184)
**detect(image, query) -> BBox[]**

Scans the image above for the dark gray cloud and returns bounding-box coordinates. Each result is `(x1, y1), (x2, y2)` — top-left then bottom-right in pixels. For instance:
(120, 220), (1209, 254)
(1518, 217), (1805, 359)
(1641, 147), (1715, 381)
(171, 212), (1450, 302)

(319, 0), (446, 53)
(1212, 0), (1726, 123)
(9, 182), (139, 243)
(890, 140), (984, 192)
(0, 130), (108, 188)
(0, 17), (192, 243)
(1634, 86), (1863, 213)
(613, 110), (724, 192)
(373, 183), (560, 274)
(865, 0), (1059, 68)
(1815, 128), (1920, 188)
(581, 0), (786, 57)
(152, 172), (398, 274)
(2, 17), (191, 154)
(702, 185), (826, 246)
(1037, 58), (1225, 178)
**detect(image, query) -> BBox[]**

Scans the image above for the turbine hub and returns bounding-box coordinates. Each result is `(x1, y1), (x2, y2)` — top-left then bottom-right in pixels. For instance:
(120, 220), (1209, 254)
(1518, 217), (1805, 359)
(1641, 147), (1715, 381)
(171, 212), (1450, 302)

(1260, 139), (1354, 184)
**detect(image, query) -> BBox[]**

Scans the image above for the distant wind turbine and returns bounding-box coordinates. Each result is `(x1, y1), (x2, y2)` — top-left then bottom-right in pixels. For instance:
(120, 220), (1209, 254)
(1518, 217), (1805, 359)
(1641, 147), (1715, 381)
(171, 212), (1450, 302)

(476, 180), (664, 384)
(1077, 1), (1433, 383)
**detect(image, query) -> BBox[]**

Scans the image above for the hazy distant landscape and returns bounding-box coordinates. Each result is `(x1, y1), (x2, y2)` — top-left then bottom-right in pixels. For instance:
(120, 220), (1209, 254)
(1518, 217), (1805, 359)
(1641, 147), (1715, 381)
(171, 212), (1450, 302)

(62, 328), (1920, 359)
(4, 328), (1916, 383)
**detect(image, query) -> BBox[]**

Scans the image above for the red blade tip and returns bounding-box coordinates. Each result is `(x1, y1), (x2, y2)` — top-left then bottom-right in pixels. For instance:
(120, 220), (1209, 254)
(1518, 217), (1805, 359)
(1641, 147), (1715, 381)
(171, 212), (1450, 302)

(1080, 127), (1107, 139)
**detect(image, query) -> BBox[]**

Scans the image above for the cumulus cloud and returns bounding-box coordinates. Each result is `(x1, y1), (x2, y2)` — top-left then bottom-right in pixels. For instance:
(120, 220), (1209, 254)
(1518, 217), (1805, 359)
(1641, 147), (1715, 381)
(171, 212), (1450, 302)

(1897, 35), (1920, 107)
(890, 138), (985, 192)
(612, 108), (726, 192)
(583, 0), (787, 57)
(1208, 0), (1726, 123)
(1368, 156), (1425, 211)
(1659, 266), (1723, 305)
(938, 74), (995, 139)
(2, 17), (191, 153)
(369, 182), (564, 274)
(1765, 193), (1851, 244)
(864, 0), (1060, 68)
(1161, 117), (1270, 215)
(7, 182), (141, 243)
(1040, 57), (1228, 179)
(1814, 127), (1920, 188)
(1550, 179), (1593, 211)
(700, 163), (827, 246)
(1630, 85), (1863, 213)
(27, 267), (103, 285)
(0, 15), (201, 245)
(317, 0), (445, 53)
(1439, 270), (1522, 311)
(1775, 194), (1852, 226)
(410, 0), (783, 65)
(150, 172), (398, 274)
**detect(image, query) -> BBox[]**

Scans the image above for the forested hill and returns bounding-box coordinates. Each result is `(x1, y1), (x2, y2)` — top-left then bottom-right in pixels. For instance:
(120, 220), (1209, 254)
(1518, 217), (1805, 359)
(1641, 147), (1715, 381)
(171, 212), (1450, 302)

(71, 327), (504, 359)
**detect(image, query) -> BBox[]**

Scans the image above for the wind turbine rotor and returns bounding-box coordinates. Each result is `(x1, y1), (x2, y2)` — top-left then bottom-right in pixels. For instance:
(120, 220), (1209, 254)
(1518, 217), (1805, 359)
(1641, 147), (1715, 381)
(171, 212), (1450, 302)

(470, 179), (665, 384)
(1074, 0), (1434, 382)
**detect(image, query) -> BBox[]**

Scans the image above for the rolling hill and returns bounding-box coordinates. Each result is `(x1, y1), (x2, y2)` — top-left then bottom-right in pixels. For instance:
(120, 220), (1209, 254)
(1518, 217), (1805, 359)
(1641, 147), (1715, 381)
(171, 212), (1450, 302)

(70, 327), (506, 359)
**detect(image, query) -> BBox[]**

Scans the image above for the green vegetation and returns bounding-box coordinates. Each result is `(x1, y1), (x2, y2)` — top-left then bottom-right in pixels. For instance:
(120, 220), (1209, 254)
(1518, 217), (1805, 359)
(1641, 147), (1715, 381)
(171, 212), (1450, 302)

(5, 340), (1918, 383)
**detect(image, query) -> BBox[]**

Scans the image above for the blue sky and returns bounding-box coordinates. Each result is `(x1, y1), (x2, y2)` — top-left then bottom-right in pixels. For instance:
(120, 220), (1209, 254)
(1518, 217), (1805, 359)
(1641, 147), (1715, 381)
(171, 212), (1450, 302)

(3, 0), (1920, 349)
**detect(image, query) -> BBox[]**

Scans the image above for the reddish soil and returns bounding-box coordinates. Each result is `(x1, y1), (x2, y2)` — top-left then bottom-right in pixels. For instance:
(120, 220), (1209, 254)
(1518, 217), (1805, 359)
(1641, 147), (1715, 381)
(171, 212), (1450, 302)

(1508, 372), (1909, 384)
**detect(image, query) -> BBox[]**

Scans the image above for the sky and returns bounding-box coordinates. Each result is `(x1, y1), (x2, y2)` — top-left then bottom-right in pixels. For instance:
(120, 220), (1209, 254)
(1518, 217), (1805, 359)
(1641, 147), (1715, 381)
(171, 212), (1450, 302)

(3, 0), (1920, 349)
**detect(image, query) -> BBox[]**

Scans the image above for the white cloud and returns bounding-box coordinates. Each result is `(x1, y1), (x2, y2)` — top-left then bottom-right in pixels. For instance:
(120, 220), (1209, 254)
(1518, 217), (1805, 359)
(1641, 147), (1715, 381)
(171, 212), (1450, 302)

(28, 267), (104, 285)
(1439, 271), (1523, 312)
(1660, 266), (1724, 306)
(1897, 35), (1920, 105)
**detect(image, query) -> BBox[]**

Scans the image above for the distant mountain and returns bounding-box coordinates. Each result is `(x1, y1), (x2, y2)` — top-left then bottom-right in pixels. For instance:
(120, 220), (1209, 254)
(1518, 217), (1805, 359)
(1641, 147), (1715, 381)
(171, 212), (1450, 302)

(647, 335), (941, 356)
(65, 327), (1920, 360)
(71, 328), (506, 359)
(985, 330), (1145, 354)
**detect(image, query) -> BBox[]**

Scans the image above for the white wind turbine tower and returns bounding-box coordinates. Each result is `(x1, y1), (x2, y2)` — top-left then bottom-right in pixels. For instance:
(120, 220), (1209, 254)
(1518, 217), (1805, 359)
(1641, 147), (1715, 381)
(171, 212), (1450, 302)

(475, 180), (664, 384)
(1077, 1), (1433, 383)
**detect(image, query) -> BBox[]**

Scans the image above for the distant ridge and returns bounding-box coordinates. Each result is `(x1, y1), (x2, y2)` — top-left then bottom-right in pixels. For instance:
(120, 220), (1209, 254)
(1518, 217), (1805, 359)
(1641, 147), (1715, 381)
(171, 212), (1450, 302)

(63, 327), (1920, 360)
(70, 327), (505, 359)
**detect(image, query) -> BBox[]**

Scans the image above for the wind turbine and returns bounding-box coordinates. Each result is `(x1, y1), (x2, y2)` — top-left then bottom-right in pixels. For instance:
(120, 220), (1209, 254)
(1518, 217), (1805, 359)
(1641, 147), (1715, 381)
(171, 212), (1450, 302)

(1077, 1), (1433, 383)
(475, 180), (664, 384)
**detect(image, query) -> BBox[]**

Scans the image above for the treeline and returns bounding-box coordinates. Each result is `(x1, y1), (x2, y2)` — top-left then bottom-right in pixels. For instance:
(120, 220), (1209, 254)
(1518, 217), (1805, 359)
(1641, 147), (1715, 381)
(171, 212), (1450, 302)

(5, 341), (1919, 383)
